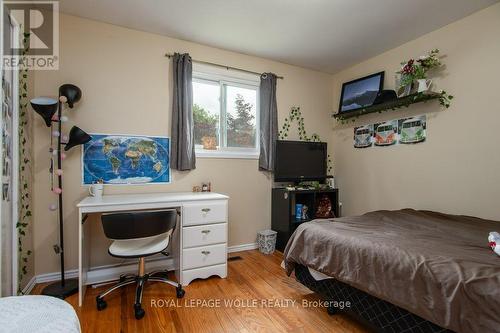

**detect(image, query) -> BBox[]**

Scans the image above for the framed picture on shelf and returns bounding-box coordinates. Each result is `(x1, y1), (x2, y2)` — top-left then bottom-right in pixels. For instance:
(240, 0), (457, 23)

(338, 71), (384, 114)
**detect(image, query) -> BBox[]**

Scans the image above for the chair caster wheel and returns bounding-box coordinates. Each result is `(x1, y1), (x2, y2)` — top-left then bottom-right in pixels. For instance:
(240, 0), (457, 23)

(96, 297), (107, 311)
(176, 286), (185, 299)
(134, 304), (145, 320)
(327, 306), (337, 316)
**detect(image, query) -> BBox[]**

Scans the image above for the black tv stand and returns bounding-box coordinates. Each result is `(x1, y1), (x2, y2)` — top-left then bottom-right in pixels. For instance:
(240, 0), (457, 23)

(271, 187), (339, 252)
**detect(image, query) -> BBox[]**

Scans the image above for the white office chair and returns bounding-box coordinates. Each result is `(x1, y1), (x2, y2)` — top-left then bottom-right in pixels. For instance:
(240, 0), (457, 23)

(96, 209), (185, 319)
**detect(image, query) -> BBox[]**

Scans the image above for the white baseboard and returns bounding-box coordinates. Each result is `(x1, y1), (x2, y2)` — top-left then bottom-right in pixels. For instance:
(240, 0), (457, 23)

(35, 269), (79, 284)
(35, 257), (172, 286)
(86, 257), (175, 285)
(21, 276), (37, 295)
(31, 244), (258, 288)
(228, 242), (258, 253)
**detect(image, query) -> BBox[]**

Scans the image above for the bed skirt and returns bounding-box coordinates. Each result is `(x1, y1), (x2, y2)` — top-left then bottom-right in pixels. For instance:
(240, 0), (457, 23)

(294, 264), (453, 333)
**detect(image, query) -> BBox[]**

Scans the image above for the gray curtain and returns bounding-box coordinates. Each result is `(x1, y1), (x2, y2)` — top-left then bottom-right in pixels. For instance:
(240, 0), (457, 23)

(171, 53), (196, 170)
(259, 73), (278, 171)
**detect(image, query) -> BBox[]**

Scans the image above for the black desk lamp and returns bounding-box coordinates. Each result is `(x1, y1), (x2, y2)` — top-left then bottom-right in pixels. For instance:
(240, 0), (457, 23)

(31, 84), (91, 299)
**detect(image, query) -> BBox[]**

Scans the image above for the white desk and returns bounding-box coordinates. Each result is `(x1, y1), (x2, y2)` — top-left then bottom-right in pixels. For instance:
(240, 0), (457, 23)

(77, 192), (229, 307)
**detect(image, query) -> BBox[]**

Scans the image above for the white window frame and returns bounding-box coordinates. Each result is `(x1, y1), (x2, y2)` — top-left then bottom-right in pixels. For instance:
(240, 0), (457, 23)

(193, 64), (260, 159)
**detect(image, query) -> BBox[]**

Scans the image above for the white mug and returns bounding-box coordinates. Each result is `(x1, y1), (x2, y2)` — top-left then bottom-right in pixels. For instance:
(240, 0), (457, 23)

(89, 183), (104, 198)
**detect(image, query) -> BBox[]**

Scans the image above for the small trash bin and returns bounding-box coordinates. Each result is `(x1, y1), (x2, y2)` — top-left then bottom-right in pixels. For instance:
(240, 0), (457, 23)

(257, 229), (277, 254)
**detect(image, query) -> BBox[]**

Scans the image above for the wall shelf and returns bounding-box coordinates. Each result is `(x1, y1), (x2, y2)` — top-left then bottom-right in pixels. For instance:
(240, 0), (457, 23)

(333, 91), (441, 120)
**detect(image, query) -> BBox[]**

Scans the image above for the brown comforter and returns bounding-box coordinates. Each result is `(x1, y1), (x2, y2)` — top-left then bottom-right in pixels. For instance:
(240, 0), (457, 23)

(283, 209), (500, 333)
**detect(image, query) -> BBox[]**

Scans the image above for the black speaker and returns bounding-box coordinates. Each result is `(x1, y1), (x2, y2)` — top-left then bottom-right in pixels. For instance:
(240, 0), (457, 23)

(373, 90), (397, 105)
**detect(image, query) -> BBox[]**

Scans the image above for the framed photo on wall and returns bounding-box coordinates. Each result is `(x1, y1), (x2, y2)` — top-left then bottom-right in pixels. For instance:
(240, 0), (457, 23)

(82, 133), (171, 185)
(338, 71), (384, 114)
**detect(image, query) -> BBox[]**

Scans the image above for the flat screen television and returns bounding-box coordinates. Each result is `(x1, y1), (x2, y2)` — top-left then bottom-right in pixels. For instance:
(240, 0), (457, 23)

(274, 140), (327, 182)
(338, 71), (384, 115)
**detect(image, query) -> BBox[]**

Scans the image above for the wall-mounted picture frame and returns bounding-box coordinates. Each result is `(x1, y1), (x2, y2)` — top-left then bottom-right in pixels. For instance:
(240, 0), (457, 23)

(2, 183), (9, 202)
(338, 71), (384, 114)
(82, 133), (171, 185)
(352, 115), (427, 149)
(2, 77), (11, 104)
(353, 125), (373, 148)
(2, 102), (9, 121)
(373, 120), (398, 146)
(2, 155), (9, 177)
(398, 115), (426, 144)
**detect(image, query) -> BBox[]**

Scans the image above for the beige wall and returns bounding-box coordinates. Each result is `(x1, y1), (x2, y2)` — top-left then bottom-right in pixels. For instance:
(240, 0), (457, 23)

(33, 14), (334, 274)
(331, 4), (500, 219)
(33, 4), (500, 276)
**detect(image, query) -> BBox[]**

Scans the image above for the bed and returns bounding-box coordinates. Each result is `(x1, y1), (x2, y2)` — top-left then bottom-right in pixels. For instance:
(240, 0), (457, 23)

(0, 295), (81, 333)
(283, 209), (500, 333)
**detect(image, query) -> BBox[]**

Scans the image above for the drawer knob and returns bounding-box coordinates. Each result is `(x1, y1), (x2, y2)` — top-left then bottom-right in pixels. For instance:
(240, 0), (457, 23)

(201, 230), (211, 234)
(201, 250), (211, 255)
(201, 208), (211, 213)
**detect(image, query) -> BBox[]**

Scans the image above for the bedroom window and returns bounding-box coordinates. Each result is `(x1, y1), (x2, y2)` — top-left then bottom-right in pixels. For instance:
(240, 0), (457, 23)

(192, 65), (260, 159)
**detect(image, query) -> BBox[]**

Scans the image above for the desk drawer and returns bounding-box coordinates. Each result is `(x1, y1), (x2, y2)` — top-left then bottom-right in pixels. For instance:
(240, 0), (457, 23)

(183, 223), (227, 248)
(182, 243), (226, 270)
(183, 201), (227, 226)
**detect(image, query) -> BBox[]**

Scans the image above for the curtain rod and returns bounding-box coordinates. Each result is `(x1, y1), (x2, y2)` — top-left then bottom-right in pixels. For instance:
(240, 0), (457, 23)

(164, 53), (284, 80)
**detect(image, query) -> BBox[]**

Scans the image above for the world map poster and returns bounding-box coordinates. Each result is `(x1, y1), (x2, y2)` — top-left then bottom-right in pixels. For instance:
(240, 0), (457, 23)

(82, 134), (170, 185)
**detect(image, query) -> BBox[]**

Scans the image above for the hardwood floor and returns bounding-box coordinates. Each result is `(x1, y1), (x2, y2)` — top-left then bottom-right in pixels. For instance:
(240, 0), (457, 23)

(33, 250), (370, 333)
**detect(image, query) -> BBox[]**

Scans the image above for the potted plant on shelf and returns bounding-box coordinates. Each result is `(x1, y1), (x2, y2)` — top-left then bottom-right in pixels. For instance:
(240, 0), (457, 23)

(397, 49), (442, 96)
(396, 49), (453, 108)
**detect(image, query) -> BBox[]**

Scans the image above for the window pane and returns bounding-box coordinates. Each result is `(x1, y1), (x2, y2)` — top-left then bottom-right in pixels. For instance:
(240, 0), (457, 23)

(225, 85), (257, 148)
(193, 81), (220, 150)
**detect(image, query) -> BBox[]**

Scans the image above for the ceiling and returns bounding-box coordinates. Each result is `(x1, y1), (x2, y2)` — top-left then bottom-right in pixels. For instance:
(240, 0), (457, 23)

(59, 0), (498, 73)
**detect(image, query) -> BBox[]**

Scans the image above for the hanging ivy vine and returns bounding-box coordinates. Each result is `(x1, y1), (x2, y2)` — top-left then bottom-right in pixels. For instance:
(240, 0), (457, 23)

(17, 31), (32, 294)
(279, 106), (332, 174)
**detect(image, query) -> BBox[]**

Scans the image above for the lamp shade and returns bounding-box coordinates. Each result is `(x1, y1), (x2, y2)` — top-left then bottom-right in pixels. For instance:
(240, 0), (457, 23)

(59, 84), (82, 108)
(30, 97), (58, 127)
(65, 126), (91, 151)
